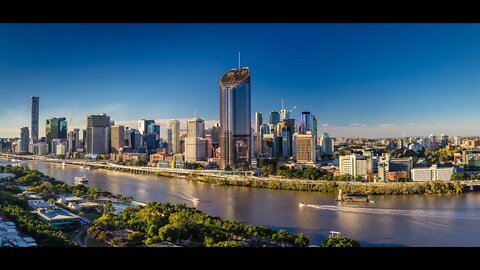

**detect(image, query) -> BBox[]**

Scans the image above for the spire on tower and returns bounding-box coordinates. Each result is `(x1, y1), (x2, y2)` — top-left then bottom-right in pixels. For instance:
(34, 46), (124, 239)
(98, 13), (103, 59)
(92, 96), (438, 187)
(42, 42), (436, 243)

(238, 51), (241, 69)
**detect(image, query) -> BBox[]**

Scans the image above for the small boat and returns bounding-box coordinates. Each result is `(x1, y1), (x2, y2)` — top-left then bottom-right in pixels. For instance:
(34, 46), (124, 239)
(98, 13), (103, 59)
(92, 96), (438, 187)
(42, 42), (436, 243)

(61, 162), (66, 167)
(74, 175), (88, 183)
(299, 202), (306, 207)
(192, 197), (200, 202)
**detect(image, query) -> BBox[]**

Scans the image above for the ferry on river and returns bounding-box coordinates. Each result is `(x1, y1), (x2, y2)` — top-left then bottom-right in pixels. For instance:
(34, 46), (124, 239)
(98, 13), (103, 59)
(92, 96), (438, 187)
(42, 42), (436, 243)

(74, 175), (88, 183)
(336, 189), (371, 203)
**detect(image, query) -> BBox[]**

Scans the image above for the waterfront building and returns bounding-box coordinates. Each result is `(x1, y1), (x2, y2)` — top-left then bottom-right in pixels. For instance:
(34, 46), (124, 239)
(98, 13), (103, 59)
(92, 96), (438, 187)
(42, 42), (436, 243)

(35, 208), (80, 229)
(293, 132), (316, 163)
(411, 165), (455, 181)
(86, 113), (110, 155)
(185, 137), (210, 162)
(46, 117), (67, 153)
(187, 117), (205, 138)
(167, 119), (180, 154)
(19, 127), (29, 153)
(111, 125), (125, 154)
(339, 154), (373, 178)
(462, 150), (480, 172)
(389, 157), (414, 178)
(30, 96), (39, 143)
(219, 67), (251, 170)
(29, 142), (48, 156)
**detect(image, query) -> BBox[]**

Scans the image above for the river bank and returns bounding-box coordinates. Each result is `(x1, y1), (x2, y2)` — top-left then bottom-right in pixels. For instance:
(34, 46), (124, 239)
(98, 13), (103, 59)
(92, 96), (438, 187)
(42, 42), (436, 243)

(0, 155), (468, 195)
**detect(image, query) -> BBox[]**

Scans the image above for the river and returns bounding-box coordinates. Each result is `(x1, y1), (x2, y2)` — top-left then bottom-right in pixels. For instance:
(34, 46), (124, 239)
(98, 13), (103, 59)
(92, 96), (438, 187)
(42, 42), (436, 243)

(4, 159), (480, 247)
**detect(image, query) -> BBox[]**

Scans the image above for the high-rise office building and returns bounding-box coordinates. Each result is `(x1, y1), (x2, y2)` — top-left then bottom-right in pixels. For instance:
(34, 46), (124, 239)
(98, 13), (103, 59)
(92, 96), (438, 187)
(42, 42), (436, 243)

(187, 117), (205, 138)
(124, 127), (132, 148)
(82, 129), (87, 150)
(320, 132), (334, 155)
(147, 123), (161, 137)
(73, 128), (81, 150)
(111, 125), (125, 154)
(46, 118), (67, 153)
(270, 111), (280, 125)
(255, 112), (263, 134)
(167, 119), (180, 154)
(185, 137), (211, 162)
(130, 129), (141, 151)
(86, 113), (111, 154)
(30, 96), (39, 143)
(293, 132), (315, 163)
(20, 127), (29, 153)
(67, 131), (76, 153)
(138, 119), (155, 135)
(280, 109), (289, 122)
(211, 123), (220, 145)
(311, 115), (317, 140)
(440, 134), (449, 148)
(300, 111), (311, 134)
(219, 67), (251, 170)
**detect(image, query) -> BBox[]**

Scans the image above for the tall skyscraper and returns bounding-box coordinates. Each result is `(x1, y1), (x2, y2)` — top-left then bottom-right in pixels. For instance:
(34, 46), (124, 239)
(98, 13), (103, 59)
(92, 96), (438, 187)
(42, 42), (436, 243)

(187, 117), (205, 138)
(320, 132), (334, 156)
(311, 115), (317, 140)
(219, 67), (251, 170)
(270, 111), (280, 125)
(167, 119), (180, 154)
(20, 127), (29, 153)
(67, 131), (76, 153)
(138, 119), (155, 135)
(300, 111), (311, 134)
(255, 112), (263, 134)
(86, 113), (111, 154)
(211, 123), (220, 145)
(30, 96), (39, 143)
(73, 128), (81, 150)
(46, 117), (67, 153)
(293, 132), (316, 163)
(111, 125), (125, 154)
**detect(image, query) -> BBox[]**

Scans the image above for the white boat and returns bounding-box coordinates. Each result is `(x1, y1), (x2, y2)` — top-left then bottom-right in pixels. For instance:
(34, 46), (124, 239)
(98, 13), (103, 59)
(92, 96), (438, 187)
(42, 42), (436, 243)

(192, 197), (200, 202)
(62, 162), (66, 167)
(74, 175), (88, 183)
(299, 202), (306, 207)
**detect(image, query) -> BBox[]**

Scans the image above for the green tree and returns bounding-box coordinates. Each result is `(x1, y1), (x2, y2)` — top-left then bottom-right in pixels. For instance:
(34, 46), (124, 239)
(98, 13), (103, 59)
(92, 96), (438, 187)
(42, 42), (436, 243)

(294, 233), (309, 247)
(127, 231), (145, 245)
(320, 236), (360, 247)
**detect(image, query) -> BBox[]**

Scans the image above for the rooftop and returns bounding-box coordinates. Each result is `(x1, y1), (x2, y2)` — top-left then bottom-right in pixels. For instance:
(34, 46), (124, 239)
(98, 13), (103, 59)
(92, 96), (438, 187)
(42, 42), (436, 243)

(37, 208), (79, 221)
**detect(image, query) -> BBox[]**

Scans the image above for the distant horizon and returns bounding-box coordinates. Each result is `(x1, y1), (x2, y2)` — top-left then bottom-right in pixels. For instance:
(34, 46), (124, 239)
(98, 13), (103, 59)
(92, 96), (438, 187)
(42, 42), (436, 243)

(2, 24), (480, 138)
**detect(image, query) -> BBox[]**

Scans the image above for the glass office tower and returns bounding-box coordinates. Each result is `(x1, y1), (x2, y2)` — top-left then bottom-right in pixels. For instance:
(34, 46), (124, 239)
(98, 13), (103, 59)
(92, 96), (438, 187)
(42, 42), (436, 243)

(219, 67), (251, 170)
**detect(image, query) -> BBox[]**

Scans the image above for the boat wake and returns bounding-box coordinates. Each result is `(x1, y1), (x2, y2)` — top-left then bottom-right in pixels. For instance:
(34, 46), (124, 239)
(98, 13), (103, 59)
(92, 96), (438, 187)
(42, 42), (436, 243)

(303, 204), (480, 220)
(177, 192), (200, 203)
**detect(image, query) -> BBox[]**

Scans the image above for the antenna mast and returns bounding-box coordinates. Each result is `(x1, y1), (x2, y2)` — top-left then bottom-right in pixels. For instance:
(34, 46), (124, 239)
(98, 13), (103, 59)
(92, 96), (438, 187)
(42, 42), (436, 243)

(282, 99), (284, 110)
(238, 51), (241, 69)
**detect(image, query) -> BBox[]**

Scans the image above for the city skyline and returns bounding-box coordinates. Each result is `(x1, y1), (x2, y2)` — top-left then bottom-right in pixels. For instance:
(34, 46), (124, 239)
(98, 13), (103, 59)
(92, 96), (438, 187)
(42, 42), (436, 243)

(3, 24), (480, 138)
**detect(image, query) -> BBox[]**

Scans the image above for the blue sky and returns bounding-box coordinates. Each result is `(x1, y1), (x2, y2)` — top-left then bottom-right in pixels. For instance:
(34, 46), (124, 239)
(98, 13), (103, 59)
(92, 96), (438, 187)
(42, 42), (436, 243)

(2, 23), (480, 138)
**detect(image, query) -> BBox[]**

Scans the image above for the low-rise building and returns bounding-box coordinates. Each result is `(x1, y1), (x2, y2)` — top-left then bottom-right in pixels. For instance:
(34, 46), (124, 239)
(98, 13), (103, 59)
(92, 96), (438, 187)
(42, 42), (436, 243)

(35, 208), (80, 229)
(411, 165), (455, 181)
